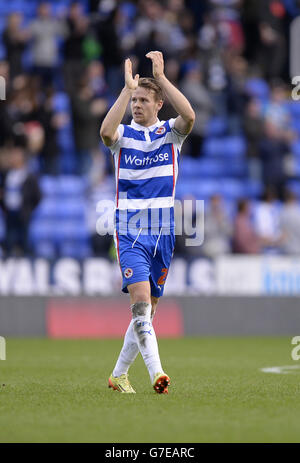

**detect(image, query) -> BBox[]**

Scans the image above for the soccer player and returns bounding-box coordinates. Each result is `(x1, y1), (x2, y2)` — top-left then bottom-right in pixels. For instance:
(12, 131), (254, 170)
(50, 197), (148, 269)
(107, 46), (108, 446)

(100, 51), (195, 393)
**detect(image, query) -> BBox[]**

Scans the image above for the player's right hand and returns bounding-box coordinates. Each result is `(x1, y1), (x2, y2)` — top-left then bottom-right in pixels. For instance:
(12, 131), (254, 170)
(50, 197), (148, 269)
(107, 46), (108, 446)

(124, 58), (139, 91)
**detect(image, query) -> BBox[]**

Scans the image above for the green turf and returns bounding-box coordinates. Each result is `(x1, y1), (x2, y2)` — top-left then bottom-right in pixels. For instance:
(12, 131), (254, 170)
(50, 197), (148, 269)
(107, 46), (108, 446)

(0, 337), (300, 443)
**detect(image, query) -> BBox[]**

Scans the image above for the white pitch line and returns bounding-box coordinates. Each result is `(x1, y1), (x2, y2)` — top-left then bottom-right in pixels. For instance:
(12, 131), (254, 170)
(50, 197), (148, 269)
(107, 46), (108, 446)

(260, 365), (300, 374)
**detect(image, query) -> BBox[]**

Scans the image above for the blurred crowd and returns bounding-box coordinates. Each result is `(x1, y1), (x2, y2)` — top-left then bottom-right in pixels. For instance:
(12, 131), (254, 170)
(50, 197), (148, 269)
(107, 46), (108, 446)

(0, 0), (300, 259)
(175, 188), (300, 258)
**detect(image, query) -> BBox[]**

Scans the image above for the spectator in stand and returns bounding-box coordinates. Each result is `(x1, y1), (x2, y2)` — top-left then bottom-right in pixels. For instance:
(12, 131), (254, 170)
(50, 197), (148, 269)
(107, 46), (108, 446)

(0, 141), (41, 256)
(226, 54), (248, 133)
(264, 80), (290, 129)
(279, 189), (300, 255)
(173, 194), (202, 258)
(38, 87), (68, 175)
(243, 97), (264, 182)
(3, 74), (64, 174)
(241, 0), (261, 67)
(95, 4), (124, 97)
(208, 0), (245, 54)
(253, 187), (282, 253)
(158, 58), (179, 121)
(0, 61), (11, 147)
(87, 173), (115, 257)
(232, 199), (262, 254)
(259, 119), (290, 199)
(114, 1), (138, 56)
(63, 1), (89, 94)
(258, 0), (287, 81)
(2, 75), (44, 157)
(2, 13), (29, 80)
(201, 194), (232, 258)
(86, 60), (108, 98)
(135, 0), (186, 58)
(28, 2), (67, 88)
(70, 71), (108, 175)
(180, 60), (214, 157)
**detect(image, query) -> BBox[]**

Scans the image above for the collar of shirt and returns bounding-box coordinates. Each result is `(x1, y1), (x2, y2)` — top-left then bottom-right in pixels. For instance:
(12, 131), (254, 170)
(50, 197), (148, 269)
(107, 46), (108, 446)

(130, 118), (161, 131)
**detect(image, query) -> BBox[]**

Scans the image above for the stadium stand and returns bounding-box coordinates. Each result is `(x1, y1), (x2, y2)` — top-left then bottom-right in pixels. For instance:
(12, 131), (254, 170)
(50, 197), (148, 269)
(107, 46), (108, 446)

(0, 0), (299, 259)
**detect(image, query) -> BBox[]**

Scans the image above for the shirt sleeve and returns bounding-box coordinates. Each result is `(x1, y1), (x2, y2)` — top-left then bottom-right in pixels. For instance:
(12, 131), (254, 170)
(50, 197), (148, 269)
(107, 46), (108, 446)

(108, 124), (124, 156)
(168, 117), (188, 148)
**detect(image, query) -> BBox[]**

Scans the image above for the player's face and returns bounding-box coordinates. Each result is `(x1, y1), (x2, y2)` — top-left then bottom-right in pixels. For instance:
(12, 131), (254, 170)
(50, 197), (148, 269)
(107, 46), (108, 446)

(131, 87), (163, 127)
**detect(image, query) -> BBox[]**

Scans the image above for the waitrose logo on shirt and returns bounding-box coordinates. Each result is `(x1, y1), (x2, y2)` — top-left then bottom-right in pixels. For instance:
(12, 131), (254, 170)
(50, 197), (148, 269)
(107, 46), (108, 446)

(124, 153), (169, 166)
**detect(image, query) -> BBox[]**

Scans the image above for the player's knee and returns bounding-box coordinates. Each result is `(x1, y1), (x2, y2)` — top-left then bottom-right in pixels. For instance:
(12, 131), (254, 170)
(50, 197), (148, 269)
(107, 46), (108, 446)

(131, 301), (151, 319)
(131, 291), (151, 304)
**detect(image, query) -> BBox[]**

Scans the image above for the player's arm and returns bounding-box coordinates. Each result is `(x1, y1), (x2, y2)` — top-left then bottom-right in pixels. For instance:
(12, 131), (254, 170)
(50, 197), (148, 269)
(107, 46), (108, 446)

(100, 59), (139, 147)
(146, 51), (195, 135)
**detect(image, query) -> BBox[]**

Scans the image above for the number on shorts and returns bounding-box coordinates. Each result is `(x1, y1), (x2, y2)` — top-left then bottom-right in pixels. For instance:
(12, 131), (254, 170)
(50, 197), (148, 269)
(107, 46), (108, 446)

(158, 268), (168, 285)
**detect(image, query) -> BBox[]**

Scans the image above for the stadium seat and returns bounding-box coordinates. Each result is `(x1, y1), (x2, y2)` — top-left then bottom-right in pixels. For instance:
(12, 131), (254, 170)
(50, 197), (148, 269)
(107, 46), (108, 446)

(194, 179), (222, 199)
(32, 240), (57, 259)
(52, 220), (90, 243)
(33, 198), (87, 221)
(287, 180), (300, 198)
(57, 131), (75, 151)
(293, 158), (300, 176)
(220, 179), (246, 199)
(286, 101), (300, 118)
(57, 176), (87, 197)
(202, 136), (246, 158)
(28, 220), (56, 242)
(291, 140), (300, 158)
(204, 117), (228, 137)
(55, 199), (87, 220)
(40, 176), (59, 197)
(59, 240), (92, 259)
(245, 78), (270, 101)
(245, 179), (264, 198)
(0, 18), (6, 34)
(32, 198), (58, 220)
(59, 150), (77, 175)
(202, 138), (223, 157)
(177, 178), (222, 199)
(222, 159), (248, 177)
(179, 157), (224, 178)
(197, 158), (225, 177)
(224, 136), (247, 158)
(52, 92), (70, 112)
(0, 44), (5, 60)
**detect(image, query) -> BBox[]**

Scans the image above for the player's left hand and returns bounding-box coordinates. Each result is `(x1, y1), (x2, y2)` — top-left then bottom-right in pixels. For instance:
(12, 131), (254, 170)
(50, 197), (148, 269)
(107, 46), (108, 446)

(146, 51), (165, 79)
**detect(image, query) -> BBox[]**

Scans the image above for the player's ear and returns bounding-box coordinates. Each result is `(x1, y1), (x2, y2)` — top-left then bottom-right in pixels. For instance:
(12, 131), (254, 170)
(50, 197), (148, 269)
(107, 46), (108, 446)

(157, 99), (163, 111)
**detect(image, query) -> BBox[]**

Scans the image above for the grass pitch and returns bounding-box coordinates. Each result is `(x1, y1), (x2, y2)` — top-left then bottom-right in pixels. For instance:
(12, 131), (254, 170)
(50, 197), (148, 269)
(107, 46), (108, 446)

(0, 337), (300, 443)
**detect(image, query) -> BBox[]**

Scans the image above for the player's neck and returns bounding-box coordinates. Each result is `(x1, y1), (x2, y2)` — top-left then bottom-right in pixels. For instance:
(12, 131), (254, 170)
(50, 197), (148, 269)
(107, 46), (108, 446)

(134, 116), (159, 128)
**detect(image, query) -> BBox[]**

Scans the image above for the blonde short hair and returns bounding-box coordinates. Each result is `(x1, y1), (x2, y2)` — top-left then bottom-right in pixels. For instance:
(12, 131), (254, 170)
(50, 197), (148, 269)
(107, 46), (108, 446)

(138, 77), (163, 101)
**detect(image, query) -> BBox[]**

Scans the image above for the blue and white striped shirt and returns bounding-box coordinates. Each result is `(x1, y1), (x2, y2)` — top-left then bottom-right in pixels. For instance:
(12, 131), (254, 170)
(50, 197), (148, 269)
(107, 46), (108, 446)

(110, 118), (186, 231)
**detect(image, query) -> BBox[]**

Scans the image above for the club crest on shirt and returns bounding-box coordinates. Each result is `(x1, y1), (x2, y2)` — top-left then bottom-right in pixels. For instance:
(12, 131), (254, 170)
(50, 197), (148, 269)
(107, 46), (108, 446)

(124, 268), (133, 278)
(155, 126), (166, 135)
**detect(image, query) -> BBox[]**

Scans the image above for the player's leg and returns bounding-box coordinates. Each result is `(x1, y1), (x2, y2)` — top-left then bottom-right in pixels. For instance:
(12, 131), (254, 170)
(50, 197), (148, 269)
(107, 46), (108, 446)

(148, 295), (170, 394)
(151, 296), (159, 319)
(109, 232), (149, 392)
(128, 281), (167, 386)
(112, 292), (159, 380)
(147, 232), (175, 393)
(111, 281), (150, 380)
